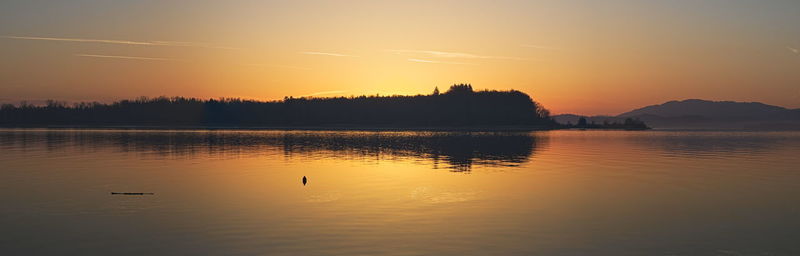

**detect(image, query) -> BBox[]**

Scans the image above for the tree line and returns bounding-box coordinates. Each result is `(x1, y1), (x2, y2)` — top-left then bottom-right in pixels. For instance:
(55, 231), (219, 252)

(0, 84), (557, 127)
(563, 116), (650, 130)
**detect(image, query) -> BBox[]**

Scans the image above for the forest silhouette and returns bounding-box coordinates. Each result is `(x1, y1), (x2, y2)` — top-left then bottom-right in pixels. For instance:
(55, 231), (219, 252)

(0, 84), (649, 129)
(0, 84), (555, 128)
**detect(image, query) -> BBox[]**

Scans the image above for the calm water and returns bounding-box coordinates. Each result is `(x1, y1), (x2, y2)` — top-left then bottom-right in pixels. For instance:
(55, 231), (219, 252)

(1, 129), (799, 255)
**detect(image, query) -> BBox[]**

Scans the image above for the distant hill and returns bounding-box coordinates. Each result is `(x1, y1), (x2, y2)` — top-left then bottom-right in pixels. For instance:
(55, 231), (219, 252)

(554, 99), (800, 130)
(618, 99), (791, 118)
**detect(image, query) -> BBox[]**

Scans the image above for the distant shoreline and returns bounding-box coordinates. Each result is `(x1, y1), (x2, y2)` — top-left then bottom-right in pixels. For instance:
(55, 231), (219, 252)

(0, 125), (659, 132)
(0, 85), (650, 131)
(0, 85), (565, 131)
(0, 124), (560, 132)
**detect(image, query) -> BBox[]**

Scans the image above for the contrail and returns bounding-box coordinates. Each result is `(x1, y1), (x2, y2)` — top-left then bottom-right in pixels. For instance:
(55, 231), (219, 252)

(3, 35), (239, 49)
(75, 54), (175, 61)
(5, 35), (157, 45)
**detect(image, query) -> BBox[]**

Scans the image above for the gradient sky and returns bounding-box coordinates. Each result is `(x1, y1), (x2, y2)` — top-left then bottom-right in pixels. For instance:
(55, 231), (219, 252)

(1, 0), (799, 115)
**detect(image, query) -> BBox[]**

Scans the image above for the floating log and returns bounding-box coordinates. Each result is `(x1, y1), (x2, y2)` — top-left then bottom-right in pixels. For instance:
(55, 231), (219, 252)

(111, 192), (155, 195)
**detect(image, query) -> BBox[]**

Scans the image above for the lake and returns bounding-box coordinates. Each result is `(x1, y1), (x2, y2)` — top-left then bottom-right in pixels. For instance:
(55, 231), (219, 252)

(1, 129), (799, 255)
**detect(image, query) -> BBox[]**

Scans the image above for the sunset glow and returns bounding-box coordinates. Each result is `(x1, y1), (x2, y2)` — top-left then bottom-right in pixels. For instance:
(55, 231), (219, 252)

(2, 0), (799, 115)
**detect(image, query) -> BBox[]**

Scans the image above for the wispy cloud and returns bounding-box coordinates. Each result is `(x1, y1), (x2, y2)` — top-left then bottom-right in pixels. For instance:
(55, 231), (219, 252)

(242, 63), (311, 70)
(75, 54), (176, 61)
(300, 90), (347, 97)
(3, 35), (239, 49)
(5, 35), (155, 45)
(149, 40), (241, 50)
(77, 54), (306, 70)
(388, 49), (524, 60)
(789, 47), (799, 54)
(520, 44), (560, 50)
(407, 58), (474, 65)
(299, 51), (357, 57)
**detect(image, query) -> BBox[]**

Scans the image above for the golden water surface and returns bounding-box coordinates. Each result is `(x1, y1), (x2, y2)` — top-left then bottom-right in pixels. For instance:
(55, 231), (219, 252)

(1, 129), (799, 255)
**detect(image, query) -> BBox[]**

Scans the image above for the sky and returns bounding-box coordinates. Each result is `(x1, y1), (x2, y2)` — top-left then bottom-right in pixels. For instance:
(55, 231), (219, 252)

(1, 0), (799, 115)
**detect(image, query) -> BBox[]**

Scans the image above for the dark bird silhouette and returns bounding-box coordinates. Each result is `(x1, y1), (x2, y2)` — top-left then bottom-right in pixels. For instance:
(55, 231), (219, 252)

(302, 176), (307, 186)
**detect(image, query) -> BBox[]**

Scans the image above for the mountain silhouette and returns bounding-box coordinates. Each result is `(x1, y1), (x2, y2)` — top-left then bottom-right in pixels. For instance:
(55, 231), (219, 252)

(554, 99), (800, 130)
(618, 99), (792, 118)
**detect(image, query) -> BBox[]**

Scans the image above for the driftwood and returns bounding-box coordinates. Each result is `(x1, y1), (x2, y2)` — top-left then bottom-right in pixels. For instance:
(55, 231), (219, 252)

(110, 192), (155, 195)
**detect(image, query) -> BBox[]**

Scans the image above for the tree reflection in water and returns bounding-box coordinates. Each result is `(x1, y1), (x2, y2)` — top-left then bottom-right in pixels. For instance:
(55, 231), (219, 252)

(0, 130), (545, 172)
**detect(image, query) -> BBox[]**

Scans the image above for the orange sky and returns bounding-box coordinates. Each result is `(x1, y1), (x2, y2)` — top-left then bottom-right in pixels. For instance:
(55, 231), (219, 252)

(1, 0), (799, 115)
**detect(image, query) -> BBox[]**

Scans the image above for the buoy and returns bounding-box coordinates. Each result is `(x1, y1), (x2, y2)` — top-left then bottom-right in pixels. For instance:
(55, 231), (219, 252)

(302, 176), (307, 186)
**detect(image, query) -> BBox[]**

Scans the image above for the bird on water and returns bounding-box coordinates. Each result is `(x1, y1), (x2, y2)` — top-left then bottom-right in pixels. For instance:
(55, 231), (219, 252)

(302, 176), (307, 186)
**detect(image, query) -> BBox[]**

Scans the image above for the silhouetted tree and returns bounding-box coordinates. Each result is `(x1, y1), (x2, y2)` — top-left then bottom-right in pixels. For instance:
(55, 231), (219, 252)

(445, 83), (473, 95)
(577, 117), (588, 127)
